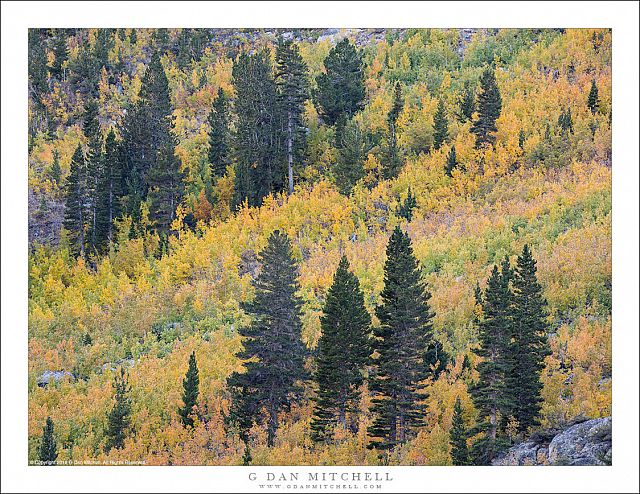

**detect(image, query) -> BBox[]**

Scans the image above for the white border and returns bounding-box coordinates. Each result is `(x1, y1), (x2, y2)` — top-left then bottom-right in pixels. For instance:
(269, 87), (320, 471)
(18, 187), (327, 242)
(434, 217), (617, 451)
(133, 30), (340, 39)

(2, 2), (638, 493)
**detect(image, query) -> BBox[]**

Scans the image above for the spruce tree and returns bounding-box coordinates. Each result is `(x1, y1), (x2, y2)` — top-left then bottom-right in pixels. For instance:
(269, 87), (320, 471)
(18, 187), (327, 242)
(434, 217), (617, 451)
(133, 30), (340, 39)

(314, 38), (365, 126)
(147, 140), (184, 237)
(587, 80), (599, 114)
(471, 67), (502, 147)
(49, 149), (62, 186)
(311, 256), (371, 442)
(28, 29), (49, 100)
(232, 50), (284, 208)
(105, 367), (132, 452)
(450, 397), (470, 465)
(242, 444), (252, 465)
(207, 88), (231, 180)
(368, 226), (435, 451)
(458, 85), (475, 123)
(63, 145), (88, 258)
(507, 245), (550, 433)
(94, 128), (123, 251)
(469, 263), (514, 465)
(227, 231), (307, 446)
(50, 29), (68, 80)
(38, 416), (58, 464)
(334, 118), (365, 195)
(396, 187), (417, 221)
(558, 107), (574, 134)
(383, 82), (404, 180)
(433, 99), (449, 151)
(445, 146), (458, 177)
(83, 98), (103, 255)
(275, 39), (309, 195)
(178, 351), (200, 428)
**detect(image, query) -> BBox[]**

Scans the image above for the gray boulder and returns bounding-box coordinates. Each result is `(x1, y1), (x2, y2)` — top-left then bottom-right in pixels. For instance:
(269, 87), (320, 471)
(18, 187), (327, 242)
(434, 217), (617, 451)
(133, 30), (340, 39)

(36, 370), (75, 387)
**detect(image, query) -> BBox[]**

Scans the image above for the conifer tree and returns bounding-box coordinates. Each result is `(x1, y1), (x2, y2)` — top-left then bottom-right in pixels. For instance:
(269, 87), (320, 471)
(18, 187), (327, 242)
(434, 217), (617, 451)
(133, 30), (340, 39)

(50, 29), (68, 80)
(49, 149), (62, 186)
(445, 146), (458, 177)
(38, 416), (58, 464)
(105, 367), (132, 452)
(383, 82), (404, 180)
(63, 145), (88, 258)
(334, 118), (365, 195)
(242, 444), (252, 465)
(207, 88), (231, 180)
(458, 85), (475, 123)
(147, 140), (184, 237)
(95, 128), (123, 251)
(311, 256), (371, 442)
(314, 38), (365, 126)
(558, 107), (574, 134)
(396, 187), (417, 221)
(433, 99), (449, 151)
(470, 263), (514, 464)
(518, 129), (526, 149)
(83, 98), (103, 254)
(424, 338), (450, 381)
(178, 351), (200, 428)
(368, 226), (435, 451)
(471, 67), (502, 147)
(450, 397), (470, 465)
(227, 231), (307, 446)
(275, 39), (309, 195)
(587, 80), (599, 114)
(28, 29), (49, 100)
(507, 245), (550, 433)
(232, 50), (284, 208)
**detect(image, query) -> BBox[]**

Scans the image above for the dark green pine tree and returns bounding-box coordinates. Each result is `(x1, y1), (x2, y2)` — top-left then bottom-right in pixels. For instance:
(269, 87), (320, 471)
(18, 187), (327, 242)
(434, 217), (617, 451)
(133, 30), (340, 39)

(49, 149), (62, 186)
(587, 80), (599, 114)
(63, 145), (88, 258)
(445, 146), (458, 178)
(232, 50), (284, 208)
(28, 29), (49, 100)
(105, 367), (132, 452)
(49, 29), (68, 80)
(383, 82), (404, 180)
(432, 99), (449, 151)
(449, 397), (470, 465)
(334, 118), (365, 195)
(368, 226), (435, 451)
(424, 338), (450, 381)
(314, 38), (365, 126)
(94, 128), (123, 252)
(207, 88), (231, 180)
(507, 245), (551, 434)
(147, 140), (184, 238)
(458, 85), (475, 123)
(129, 28), (137, 46)
(83, 98), (103, 255)
(226, 231), (307, 446)
(396, 187), (417, 221)
(311, 256), (371, 443)
(178, 351), (200, 428)
(558, 107), (574, 134)
(67, 34), (101, 97)
(242, 444), (252, 465)
(471, 67), (502, 148)
(275, 39), (309, 195)
(470, 262), (514, 465)
(38, 416), (58, 464)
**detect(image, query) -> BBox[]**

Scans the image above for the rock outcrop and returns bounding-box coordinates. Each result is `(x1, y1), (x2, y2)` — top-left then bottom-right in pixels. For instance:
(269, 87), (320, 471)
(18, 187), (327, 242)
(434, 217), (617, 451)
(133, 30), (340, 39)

(492, 417), (611, 466)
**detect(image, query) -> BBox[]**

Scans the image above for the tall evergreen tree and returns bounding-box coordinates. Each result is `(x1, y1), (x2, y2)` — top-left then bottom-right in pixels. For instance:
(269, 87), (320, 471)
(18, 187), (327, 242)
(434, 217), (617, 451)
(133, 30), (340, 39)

(38, 416), (58, 464)
(396, 187), (417, 221)
(445, 146), (458, 177)
(28, 29), (49, 99)
(470, 262), (514, 464)
(433, 99), (449, 151)
(147, 139), (184, 237)
(507, 245), (550, 433)
(49, 149), (62, 186)
(63, 145), (88, 258)
(368, 227), (435, 451)
(458, 85), (475, 123)
(558, 107), (574, 134)
(587, 80), (599, 114)
(178, 351), (200, 428)
(207, 88), (231, 180)
(83, 98), (103, 255)
(471, 67), (502, 147)
(226, 231), (307, 446)
(449, 397), (470, 465)
(232, 50), (284, 208)
(314, 38), (365, 126)
(105, 367), (132, 452)
(94, 128), (123, 251)
(383, 82), (404, 180)
(49, 29), (68, 80)
(334, 118), (365, 195)
(311, 256), (371, 442)
(275, 39), (309, 195)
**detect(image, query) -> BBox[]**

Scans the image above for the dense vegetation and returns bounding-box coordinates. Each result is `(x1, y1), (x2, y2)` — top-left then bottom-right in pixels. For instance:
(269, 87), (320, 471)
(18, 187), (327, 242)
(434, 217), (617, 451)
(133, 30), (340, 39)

(28, 28), (611, 466)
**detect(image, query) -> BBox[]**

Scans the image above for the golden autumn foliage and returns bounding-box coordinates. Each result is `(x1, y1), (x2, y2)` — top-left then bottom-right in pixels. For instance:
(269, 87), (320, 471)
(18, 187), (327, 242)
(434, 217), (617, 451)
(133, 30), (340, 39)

(28, 28), (611, 465)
